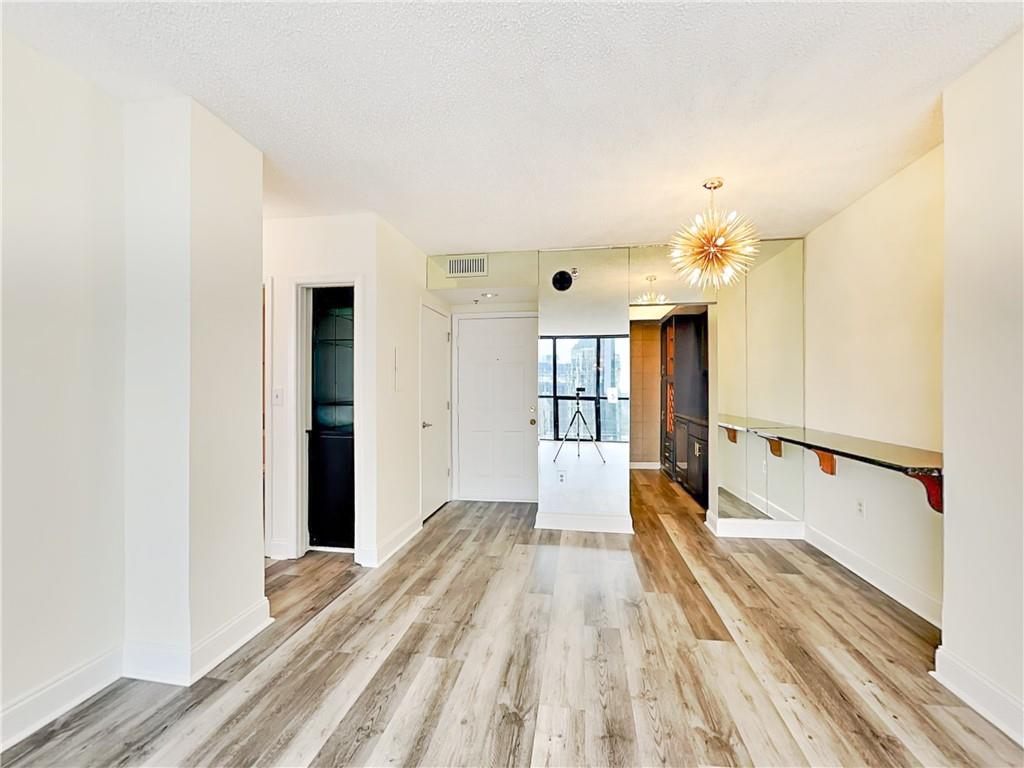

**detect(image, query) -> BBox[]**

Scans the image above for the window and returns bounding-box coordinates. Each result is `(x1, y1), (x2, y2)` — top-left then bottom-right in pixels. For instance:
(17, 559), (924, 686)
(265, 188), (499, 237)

(537, 335), (630, 442)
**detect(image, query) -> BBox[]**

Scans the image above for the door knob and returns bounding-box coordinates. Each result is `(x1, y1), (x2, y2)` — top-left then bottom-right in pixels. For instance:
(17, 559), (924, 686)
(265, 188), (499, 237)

(422, 421), (433, 428)
(529, 418), (537, 426)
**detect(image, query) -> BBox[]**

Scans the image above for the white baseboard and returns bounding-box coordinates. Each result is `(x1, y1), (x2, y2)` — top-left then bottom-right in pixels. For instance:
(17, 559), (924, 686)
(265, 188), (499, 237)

(933, 646), (1023, 745)
(1, 645), (122, 750)
(356, 517), (423, 568)
(715, 518), (805, 539)
(805, 525), (941, 626)
(308, 546), (355, 554)
(266, 538), (299, 560)
(122, 640), (191, 685)
(629, 462), (661, 470)
(535, 512), (635, 535)
(124, 598), (273, 686)
(190, 597), (273, 683)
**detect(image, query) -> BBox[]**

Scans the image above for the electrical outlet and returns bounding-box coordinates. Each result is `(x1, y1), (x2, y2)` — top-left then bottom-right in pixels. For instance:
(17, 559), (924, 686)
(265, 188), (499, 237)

(557, 470), (568, 484)
(856, 499), (866, 519)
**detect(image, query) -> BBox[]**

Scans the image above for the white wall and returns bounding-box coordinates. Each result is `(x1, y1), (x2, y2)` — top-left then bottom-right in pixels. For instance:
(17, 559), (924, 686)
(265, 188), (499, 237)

(263, 213), (430, 566)
(536, 248), (632, 533)
(372, 217), (429, 562)
(803, 146), (944, 624)
(263, 213), (378, 561)
(123, 97), (270, 684)
(806, 148), (944, 449)
(2, 32), (126, 745)
(187, 103), (268, 661)
(122, 97), (193, 682)
(538, 248), (630, 337)
(937, 30), (1023, 745)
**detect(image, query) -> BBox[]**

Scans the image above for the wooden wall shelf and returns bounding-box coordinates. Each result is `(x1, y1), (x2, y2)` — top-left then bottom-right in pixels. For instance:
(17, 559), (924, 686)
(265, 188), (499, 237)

(717, 415), (944, 513)
(749, 426), (944, 514)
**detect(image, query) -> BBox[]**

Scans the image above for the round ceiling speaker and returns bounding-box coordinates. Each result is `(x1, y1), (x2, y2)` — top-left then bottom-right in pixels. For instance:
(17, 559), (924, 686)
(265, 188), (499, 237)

(551, 270), (573, 292)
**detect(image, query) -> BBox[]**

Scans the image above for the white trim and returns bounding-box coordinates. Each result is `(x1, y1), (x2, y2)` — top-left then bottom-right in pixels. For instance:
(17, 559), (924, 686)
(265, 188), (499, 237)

(535, 512), (635, 534)
(450, 311), (539, 502)
(262, 277), (275, 557)
(266, 537), (296, 560)
(190, 598), (273, 683)
(629, 461), (661, 470)
(419, 301), (452, 524)
(714, 518), (806, 539)
(292, 276), (369, 561)
(308, 545), (355, 554)
(933, 646), (1024, 746)
(747, 490), (799, 522)
(806, 525), (942, 626)
(0, 646), (122, 750)
(356, 517), (422, 567)
(122, 641), (190, 685)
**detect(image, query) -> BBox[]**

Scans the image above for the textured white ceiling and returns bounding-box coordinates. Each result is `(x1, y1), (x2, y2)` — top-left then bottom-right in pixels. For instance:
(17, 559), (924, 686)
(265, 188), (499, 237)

(5, 3), (1020, 255)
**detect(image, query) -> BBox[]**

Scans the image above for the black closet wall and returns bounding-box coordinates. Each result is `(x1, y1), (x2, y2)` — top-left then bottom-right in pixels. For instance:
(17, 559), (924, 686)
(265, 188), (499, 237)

(308, 287), (355, 548)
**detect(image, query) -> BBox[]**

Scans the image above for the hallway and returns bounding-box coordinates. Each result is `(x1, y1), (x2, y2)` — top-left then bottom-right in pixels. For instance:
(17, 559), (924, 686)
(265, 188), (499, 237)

(3, 471), (1019, 767)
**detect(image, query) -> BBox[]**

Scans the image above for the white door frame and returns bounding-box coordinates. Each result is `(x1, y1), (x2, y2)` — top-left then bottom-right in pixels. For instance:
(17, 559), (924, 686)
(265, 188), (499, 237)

(450, 311), (538, 501)
(419, 302), (452, 520)
(262, 274), (370, 561)
(262, 278), (274, 554)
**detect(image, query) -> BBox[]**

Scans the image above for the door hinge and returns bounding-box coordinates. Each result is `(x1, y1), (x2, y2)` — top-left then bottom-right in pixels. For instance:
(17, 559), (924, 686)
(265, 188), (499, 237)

(447, 331), (451, 342)
(446, 400), (450, 410)
(447, 467), (451, 477)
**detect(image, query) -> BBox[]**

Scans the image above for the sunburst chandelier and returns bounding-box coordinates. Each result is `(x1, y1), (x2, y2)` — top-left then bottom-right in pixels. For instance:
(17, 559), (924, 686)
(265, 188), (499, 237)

(634, 275), (666, 305)
(669, 177), (759, 290)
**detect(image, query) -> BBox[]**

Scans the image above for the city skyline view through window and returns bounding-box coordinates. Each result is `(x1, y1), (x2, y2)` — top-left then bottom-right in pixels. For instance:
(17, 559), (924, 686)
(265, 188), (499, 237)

(537, 335), (630, 442)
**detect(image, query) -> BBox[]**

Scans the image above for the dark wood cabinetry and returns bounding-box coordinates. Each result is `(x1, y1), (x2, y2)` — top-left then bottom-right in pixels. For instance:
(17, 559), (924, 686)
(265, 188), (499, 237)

(660, 309), (709, 507)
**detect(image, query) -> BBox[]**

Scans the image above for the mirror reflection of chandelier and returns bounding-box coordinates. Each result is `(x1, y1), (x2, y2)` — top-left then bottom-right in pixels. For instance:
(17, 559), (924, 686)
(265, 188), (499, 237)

(669, 177), (759, 290)
(634, 275), (666, 305)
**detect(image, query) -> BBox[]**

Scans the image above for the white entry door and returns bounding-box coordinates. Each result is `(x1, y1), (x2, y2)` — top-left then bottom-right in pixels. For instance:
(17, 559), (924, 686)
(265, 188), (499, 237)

(455, 315), (539, 502)
(420, 305), (451, 520)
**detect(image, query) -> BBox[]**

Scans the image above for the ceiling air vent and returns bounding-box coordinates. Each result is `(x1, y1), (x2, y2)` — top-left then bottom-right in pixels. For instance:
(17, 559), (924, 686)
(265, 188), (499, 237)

(446, 254), (488, 278)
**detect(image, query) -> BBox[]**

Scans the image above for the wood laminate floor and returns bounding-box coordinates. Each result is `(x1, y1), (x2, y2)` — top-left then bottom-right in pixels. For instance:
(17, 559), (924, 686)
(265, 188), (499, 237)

(717, 487), (769, 520)
(5, 470), (1021, 767)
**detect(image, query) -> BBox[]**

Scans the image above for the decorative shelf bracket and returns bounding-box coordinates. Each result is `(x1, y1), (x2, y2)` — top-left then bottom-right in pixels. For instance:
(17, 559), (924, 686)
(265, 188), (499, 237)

(724, 427), (738, 444)
(766, 437), (783, 458)
(905, 471), (943, 514)
(811, 449), (836, 475)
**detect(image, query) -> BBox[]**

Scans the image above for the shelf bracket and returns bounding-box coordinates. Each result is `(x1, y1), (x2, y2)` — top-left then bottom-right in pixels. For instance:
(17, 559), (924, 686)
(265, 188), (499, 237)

(811, 449), (836, 475)
(905, 471), (943, 514)
(724, 427), (737, 444)
(766, 437), (783, 458)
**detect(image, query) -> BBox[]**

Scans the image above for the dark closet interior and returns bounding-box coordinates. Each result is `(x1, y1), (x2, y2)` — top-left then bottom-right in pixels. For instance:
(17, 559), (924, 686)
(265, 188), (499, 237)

(660, 309), (710, 507)
(308, 287), (355, 548)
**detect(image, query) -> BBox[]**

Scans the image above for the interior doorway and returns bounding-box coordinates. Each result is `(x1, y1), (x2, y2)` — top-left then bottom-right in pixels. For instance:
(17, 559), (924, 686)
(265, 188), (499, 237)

(420, 305), (451, 520)
(307, 287), (355, 548)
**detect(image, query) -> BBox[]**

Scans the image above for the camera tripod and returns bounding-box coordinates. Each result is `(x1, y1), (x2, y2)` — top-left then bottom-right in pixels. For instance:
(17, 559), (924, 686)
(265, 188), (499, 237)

(553, 388), (606, 463)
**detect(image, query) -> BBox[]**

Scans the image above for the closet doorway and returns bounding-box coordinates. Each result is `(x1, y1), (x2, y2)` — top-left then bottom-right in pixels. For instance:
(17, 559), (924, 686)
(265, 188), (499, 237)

(306, 287), (355, 548)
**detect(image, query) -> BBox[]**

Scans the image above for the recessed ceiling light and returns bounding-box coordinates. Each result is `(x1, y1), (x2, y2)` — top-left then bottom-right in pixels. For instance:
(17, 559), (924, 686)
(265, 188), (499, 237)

(481, 292), (498, 298)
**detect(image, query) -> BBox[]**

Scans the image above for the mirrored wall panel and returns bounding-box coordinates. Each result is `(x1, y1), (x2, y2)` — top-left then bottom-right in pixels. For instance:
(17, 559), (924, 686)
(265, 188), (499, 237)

(716, 239), (805, 522)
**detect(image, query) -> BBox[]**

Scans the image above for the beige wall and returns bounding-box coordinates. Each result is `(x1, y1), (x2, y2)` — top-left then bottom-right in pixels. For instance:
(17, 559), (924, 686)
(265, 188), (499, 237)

(1, 33), (126, 745)
(629, 322), (660, 463)
(805, 147), (943, 449)
(937, 30), (1023, 745)
(187, 102), (267, 654)
(123, 97), (270, 684)
(263, 213), (433, 566)
(803, 146), (944, 624)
